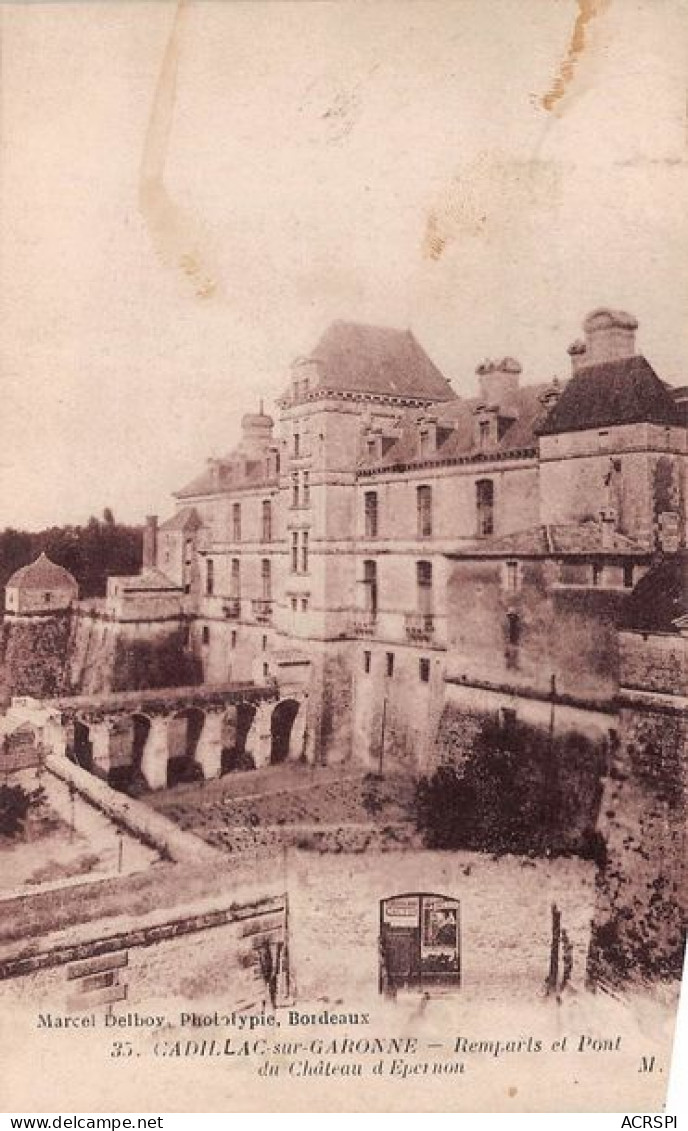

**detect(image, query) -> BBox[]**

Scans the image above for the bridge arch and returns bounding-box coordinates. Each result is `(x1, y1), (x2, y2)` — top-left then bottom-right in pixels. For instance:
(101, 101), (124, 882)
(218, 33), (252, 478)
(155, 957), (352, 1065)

(221, 702), (257, 774)
(167, 706), (205, 786)
(131, 712), (152, 774)
(270, 698), (301, 764)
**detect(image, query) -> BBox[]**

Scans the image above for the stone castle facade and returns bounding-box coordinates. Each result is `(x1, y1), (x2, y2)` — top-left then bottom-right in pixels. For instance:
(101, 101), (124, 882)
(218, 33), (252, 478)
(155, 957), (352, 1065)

(3, 304), (687, 985)
(100, 306), (687, 770)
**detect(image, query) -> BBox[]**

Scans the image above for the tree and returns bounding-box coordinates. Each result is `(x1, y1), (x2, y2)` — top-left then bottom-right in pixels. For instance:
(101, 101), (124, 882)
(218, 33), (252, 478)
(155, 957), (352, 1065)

(0, 782), (46, 839)
(415, 716), (606, 857)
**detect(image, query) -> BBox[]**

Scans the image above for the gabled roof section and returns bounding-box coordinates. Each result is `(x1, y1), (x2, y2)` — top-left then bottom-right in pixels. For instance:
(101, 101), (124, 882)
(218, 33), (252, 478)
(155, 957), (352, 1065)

(538, 356), (681, 436)
(306, 321), (456, 402)
(359, 382), (550, 472)
(159, 507), (203, 532)
(117, 568), (182, 591)
(447, 520), (649, 558)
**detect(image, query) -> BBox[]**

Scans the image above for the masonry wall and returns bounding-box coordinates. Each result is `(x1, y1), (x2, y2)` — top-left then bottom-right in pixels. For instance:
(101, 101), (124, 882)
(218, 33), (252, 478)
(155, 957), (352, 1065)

(0, 893), (287, 1010)
(538, 424), (687, 546)
(588, 631), (688, 987)
(0, 614), (74, 705)
(352, 642), (444, 771)
(446, 558), (626, 702)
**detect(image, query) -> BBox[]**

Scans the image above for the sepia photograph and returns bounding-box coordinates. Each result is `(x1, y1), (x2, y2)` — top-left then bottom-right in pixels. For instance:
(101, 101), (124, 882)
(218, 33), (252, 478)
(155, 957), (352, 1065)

(0, 0), (686, 1115)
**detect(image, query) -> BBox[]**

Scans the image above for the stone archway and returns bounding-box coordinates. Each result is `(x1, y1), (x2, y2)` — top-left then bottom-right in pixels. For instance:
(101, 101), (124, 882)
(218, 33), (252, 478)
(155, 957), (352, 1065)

(71, 720), (93, 771)
(167, 707), (205, 787)
(221, 703), (257, 774)
(270, 699), (300, 765)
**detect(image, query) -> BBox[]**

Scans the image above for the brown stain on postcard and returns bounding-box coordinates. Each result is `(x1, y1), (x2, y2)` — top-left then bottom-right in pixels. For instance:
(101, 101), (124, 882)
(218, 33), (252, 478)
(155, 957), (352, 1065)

(541, 0), (610, 113)
(139, 0), (218, 298)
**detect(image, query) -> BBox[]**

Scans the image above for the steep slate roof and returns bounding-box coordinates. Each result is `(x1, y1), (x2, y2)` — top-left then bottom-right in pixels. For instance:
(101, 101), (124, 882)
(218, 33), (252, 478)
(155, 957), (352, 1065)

(159, 507), (204, 532)
(359, 382), (551, 472)
(624, 553), (688, 633)
(538, 356), (681, 435)
(175, 458), (277, 500)
(7, 552), (78, 591)
(305, 321), (456, 402)
(447, 520), (648, 558)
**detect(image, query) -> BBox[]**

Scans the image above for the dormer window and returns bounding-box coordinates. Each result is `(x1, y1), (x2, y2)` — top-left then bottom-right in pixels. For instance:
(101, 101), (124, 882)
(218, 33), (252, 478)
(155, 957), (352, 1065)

(479, 420), (490, 450)
(418, 420), (437, 457)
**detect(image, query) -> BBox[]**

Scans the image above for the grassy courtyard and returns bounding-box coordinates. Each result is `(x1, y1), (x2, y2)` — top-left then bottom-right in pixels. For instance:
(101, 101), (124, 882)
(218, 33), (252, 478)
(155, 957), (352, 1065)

(144, 761), (419, 853)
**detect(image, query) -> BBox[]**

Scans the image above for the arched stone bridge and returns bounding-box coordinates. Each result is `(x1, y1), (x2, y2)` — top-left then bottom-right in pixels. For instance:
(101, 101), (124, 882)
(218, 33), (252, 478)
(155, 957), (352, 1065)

(13, 682), (308, 791)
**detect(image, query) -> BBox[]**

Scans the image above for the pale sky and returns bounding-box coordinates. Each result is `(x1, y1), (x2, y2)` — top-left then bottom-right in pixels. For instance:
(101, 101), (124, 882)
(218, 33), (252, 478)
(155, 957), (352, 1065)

(1, 0), (687, 529)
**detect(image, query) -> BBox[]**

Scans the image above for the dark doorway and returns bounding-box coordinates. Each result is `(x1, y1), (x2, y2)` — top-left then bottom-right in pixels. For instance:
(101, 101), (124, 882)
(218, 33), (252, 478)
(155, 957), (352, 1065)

(221, 703), (257, 774)
(167, 708), (205, 787)
(270, 699), (300, 765)
(131, 714), (151, 771)
(118, 713), (153, 794)
(72, 721), (93, 771)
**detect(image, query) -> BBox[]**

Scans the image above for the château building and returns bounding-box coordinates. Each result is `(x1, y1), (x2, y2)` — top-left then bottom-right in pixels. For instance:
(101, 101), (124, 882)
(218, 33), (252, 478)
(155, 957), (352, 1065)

(114, 307), (687, 768)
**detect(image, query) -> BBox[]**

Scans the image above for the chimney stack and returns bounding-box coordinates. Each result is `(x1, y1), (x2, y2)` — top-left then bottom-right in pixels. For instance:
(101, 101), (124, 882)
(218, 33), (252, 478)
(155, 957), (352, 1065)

(143, 515), (158, 569)
(582, 308), (638, 366)
(240, 405), (274, 456)
(476, 356), (522, 406)
(567, 338), (587, 375)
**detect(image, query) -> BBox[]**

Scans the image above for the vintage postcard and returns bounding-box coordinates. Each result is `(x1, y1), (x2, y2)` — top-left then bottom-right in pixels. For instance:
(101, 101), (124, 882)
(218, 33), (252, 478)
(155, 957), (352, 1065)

(0, 0), (687, 1114)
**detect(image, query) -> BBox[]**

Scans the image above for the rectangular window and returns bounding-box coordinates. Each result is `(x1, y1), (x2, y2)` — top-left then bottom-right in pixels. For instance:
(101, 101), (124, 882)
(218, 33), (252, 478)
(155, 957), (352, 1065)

(301, 531), (309, 573)
(386, 652), (394, 678)
(290, 596), (298, 611)
(623, 562), (634, 588)
(419, 657), (430, 683)
(419, 430), (429, 457)
(417, 560), (433, 615)
(291, 532), (299, 573)
(263, 662), (269, 678)
(261, 500), (272, 542)
(417, 485), (432, 538)
(205, 558), (214, 596)
(363, 650), (371, 674)
(231, 630), (237, 649)
(262, 634), (267, 651)
(303, 471), (310, 507)
(292, 472), (300, 508)
(479, 420), (490, 450)
(232, 502), (241, 542)
(476, 479), (494, 537)
(363, 559), (378, 616)
(364, 491), (378, 538)
(261, 558), (271, 600)
(592, 563), (603, 587)
(294, 432), (300, 458)
(202, 625), (210, 645)
(301, 597), (309, 611)
(230, 558), (240, 598)
(505, 561), (519, 592)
